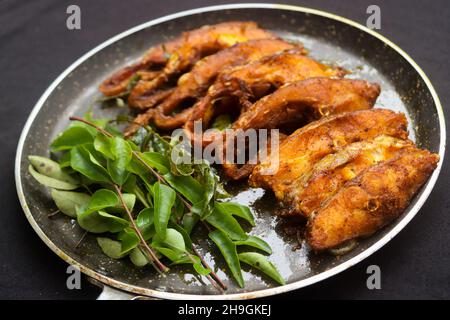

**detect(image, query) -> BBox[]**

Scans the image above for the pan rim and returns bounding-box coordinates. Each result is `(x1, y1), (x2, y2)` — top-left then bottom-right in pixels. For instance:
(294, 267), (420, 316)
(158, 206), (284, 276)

(15, 3), (446, 300)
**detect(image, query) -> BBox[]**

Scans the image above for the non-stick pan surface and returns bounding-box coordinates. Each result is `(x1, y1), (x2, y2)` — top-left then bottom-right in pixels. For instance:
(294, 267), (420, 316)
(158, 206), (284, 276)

(15, 4), (445, 299)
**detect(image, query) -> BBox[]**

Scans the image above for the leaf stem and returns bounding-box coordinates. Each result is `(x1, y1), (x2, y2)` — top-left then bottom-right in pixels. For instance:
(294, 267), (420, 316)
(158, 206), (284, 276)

(113, 184), (168, 273)
(192, 245), (227, 290)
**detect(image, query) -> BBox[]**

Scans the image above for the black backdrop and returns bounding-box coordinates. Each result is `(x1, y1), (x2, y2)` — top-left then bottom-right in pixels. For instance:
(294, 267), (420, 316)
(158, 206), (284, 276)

(1, 0), (449, 299)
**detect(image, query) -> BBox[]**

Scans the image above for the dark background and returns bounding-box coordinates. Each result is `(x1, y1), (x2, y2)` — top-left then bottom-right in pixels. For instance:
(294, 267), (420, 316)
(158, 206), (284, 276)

(1, 0), (449, 300)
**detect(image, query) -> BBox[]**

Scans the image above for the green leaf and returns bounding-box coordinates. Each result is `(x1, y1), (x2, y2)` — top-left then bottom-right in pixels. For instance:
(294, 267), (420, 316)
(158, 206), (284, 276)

(209, 230), (244, 288)
(70, 146), (110, 182)
(77, 189), (128, 233)
(58, 152), (72, 168)
(97, 237), (123, 259)
(107, 137), (132, 186)
(51, 126), (93, 151)
(192, 163), (216, 219)
(80, 189), (119, 215)
(108, 193), (136, 215)
(154, 228), (186, 252)
(170, 224), (192, 250)
(28, 165), (78, 190)
(215, 202), (255, 226)
(234, 236), (272, 254)
(118, 228), (140, 254)
(28, 155), (79, 184)
(153, 247), (189, 263)
(164, 173), (203, 204)
(153, 182), (176, 237)
(206, 204), (248, 241)
(129, 247), (149, 267)
(78, 210), (128, 233)
(136, 208), (155, 240)
(181, 213), (199, 235)
(192, 256), (211, 276)
(238, 252), (285, 285)
(211, 114), (232, 131)
(94, 134), (114, 159)
(138, 151), (170, 174)
(51, 189), (90, 218)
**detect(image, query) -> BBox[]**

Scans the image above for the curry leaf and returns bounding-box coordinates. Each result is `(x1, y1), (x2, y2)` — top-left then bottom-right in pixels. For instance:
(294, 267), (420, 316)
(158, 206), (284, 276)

(94, 134), (114, 159)
(238, 252), (285, 285)
(164, 173), (203, 204)
(28, 165), (78, 190)
(51, 189), (90, 218)
(107, 137), (132, 186)
(153, 182), (176, 238)
(206, 205), (248, 241)
(28, 155), (79, 184)
(129, 247), (149, 267)
(97, 237), (123, 259)
(192, 256), (211, 276)
(136, 208), (155, 241)
(77, 189), (128, 233)
(154, 228), (186, 252)
(138, 151), (170, 174)
(215, 202), (255, 226)
(211, 114), (232, 131)
(70, 146), (110, 182)
(118, 228), (140, 254)
(51, 126), (93, 151)
(209, 230), (244, 288)
(234, 236), (272, 254)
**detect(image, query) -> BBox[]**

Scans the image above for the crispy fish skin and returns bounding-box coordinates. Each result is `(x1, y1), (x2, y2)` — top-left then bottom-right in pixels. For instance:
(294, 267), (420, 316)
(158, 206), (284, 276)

(287, 135), (414, 218)
(185, 51), (346, 134)
(307, 148), (439, 251)
(100, 21), (274, 97)
(232, 78), (381, 131)
(249, 109), (409, 198)
(124, 39), (296, 137)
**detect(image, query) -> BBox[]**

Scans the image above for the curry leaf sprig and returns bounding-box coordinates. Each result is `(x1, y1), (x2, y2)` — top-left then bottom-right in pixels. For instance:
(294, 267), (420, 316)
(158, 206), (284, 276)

(27, 113), (285, 289)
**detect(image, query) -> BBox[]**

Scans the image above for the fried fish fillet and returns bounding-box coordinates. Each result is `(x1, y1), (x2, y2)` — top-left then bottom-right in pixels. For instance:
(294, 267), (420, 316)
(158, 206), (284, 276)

(210, 78), (381, 180)
(249, 109), (409, 199)
(286, 135), (414, 218)
(100, 21), (274, 97)
(185, 51), (346, 134)
(125, 39), (297, 136)
(307, 148), (439, 251)
(232, 78), (380, 131)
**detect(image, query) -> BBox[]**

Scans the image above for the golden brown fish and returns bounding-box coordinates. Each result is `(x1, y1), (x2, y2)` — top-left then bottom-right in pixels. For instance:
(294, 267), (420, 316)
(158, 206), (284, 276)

(249, 109), (409, 198)
(307, 147), (439, 251)
(185, 51), (347, 135)
(286, 135), (414, 218)
(213, 78), (381, 180)
(125, 39), (297, 136)
(100, 21), (275, 97)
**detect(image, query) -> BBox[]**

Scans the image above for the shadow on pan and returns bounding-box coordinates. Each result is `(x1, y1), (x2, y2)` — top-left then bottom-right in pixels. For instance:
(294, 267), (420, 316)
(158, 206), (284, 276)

(15, 4), (445, 299)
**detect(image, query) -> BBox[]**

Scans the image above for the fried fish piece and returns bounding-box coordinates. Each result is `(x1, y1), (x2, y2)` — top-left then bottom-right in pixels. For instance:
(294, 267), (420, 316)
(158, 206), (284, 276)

(213, 78), (380, 180)
(125, 39), (297, 136)
(185, 51), (347, 134)
(100, 21), (274, 97)
(232, 78), (380, 131)
(285, 135), (414, 218)
(249, 109), (409, 199)
(307, 148), (439, 251)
